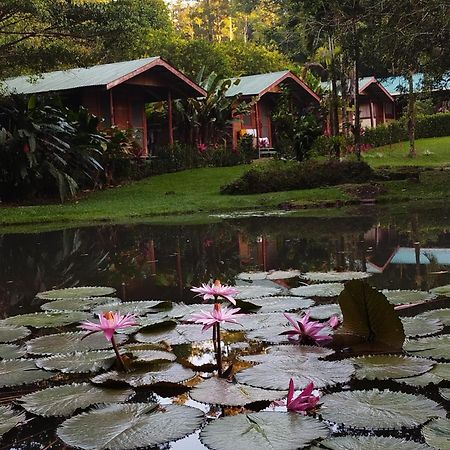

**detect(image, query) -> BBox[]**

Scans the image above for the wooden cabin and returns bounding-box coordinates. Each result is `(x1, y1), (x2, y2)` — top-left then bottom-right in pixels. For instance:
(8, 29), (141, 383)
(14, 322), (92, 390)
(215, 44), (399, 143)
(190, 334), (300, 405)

(225, 71), (321, 151)
(4, 58), (206, 157)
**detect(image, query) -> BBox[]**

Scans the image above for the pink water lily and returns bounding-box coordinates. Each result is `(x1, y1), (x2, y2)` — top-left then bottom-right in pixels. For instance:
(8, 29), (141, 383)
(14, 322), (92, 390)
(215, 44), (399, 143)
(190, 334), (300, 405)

(281, 312), (333, 345)
(190, 303), (243, 331)
(328, 315), (342, 330)
(191, 279), (239, 305)
(285, 379), (320, 413)
(79, 311), (137, 341)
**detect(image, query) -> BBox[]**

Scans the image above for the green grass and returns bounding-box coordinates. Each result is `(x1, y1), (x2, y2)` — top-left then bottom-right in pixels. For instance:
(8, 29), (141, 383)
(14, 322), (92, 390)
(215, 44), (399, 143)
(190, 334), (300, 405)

(362, 136), (450, 167)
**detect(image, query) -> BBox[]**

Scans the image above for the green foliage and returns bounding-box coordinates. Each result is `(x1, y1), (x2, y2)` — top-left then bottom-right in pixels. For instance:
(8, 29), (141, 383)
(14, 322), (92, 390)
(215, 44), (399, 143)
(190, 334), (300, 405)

(220, 160), (374, 194)
(311, 135), (354, 158)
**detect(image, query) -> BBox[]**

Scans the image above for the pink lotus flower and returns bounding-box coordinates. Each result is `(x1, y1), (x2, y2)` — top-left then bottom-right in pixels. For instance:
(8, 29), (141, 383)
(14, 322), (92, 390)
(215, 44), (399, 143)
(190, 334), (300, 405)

(191, 280), (239, 305)
(284, 379), (320, 413)
(280, 312), (332, 345)
(328, 315), (342, 330)
(190, 303), (243, 331)
(79, 311), (137, 341)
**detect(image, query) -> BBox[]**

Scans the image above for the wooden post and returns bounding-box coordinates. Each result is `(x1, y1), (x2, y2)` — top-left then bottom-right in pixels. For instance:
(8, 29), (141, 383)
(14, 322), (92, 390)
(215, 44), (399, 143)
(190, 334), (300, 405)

(168, 89), (174, 145)
(109, 90), (115, 126)
(254, 103), (260, 156)
(369, 101), (374, 128)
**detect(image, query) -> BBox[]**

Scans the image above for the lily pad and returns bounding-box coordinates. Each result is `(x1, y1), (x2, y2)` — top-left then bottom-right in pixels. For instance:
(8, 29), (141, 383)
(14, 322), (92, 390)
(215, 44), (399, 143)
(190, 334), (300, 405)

(41, 297), (121, 312)
(0, 325), (30, 343)
(240, 345), (334, 363)
(221, 313), (288, 331)
(135, 323), (213, 345)
(128, 349), (177, 363)
(0, 359), (54, 388)
(246, 325), (293, 344)
(308, 304), (342, 320)
(302, 271), (371, 282)
(91, 361), (195, 387)
(320, 389), (445, 429)
(401, 317), (443, 337)
(418, 309), (450, 327)
(36, 350), (117, 373)
(352, 355), (434, 380)
(430, 284), (450, 297)
(0, 344), (26, 359)
(190, 378), (286, 406)
(236, 355), (354, 390)
(0, 405), (25, 437)
(237, 272), (268, 281)
(266, 270), (302, 280)
(236, 285), (283, 299)
(249, 296), (314, 313)
(57, 403), (204, 450)
(422, 418), (450, 450)
(404, 335), (450, 360)
(311, 436), (431, 449)
(19, 383), (134, 417)
(396, 363), (450, 386)
(36, 286), (116, 300)
(290, 283), (344, 298)
(27, 331), (128, 355)
(92, 301), (162, 315)
(382, 290), (435, 305)
(2, 311), (89, 328)
(200, 411), (328, 450)
(440, 388), (450, 401)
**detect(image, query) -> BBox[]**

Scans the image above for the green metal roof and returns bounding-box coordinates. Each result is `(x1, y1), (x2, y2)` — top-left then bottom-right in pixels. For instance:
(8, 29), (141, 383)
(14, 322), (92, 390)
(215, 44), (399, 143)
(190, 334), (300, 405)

(4, 57), (160, 95)
(225, 70), (290, 97)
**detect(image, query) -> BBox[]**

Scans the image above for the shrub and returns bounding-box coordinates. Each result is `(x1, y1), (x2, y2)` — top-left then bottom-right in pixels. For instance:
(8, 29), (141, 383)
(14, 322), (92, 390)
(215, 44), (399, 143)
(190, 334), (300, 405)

(220, 159), (374, 195)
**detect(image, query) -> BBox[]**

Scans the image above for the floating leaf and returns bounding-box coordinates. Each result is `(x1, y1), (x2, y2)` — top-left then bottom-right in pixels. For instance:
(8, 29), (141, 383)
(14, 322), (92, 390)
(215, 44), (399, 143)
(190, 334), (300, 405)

(418, 309), (450, 327)
(0, 325), (30, 343)
(200, 411), (328, 450)
(249, 296), (314, 313)
(41, 297), (121, 312)
(236, 356), (354, 390)
(2, 311), (89, 328)
(335, 280), (405, 352)
(236, 285), (282, 299)
(0, 405), (25, 437)
(266, 270), (301, 280)
(92, 301), (162, 315)
(401, 317), (443, 337)
(0, 344), (26, 359)
(36, 286), (116, 300)
(246, 325), (293, 344)
(0, 359), (54, 388)
(430, 284), (450, 297)
(320, 389), (445, 429)
(302, 271), (371, 282)
(91, 361), (195, 387)
(290, 283), (344, 297)
(135, 323), (212, 345)
(381, 290), (435, 305)
(240, 345), (334, 363)
(440, 388), (450, 401)
(352, 355), (434, 380)
(190, 378), (286, 406)
(237, 272), (268, 281)
(404, 336), (450, 360)
(27, 331), (127, 355)
(19, 383), (134, 417)
(36, 350), (117, 373)
(57, 403), (204, 450)
(221, 313), (288, 331)
(396, 363), (450, 386)
(311, 436), (431, 449)
(422, 418), (450, 450)
(308, 304), (342, 320)
(128, 349), (176, 363)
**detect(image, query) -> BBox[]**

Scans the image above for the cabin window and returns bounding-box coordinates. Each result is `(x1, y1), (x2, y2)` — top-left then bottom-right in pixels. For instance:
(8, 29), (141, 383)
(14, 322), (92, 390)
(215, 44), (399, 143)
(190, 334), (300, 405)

(359, 103), (371, 118)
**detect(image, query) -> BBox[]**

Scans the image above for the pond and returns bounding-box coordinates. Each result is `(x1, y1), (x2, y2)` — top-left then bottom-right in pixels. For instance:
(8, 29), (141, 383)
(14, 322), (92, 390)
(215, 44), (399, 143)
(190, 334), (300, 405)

(0, 203), (449, 449)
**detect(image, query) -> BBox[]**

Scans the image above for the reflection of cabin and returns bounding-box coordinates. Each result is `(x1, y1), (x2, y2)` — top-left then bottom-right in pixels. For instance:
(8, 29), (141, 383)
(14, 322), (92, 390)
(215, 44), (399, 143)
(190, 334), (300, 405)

(225, 71), (320, 150)
(4, 58), (206, 157)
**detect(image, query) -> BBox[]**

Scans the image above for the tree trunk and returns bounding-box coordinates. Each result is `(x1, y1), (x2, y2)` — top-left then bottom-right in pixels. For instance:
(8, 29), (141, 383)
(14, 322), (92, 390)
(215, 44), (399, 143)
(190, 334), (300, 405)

(353, 46), (361, 160)
(407, 73), (416, 157)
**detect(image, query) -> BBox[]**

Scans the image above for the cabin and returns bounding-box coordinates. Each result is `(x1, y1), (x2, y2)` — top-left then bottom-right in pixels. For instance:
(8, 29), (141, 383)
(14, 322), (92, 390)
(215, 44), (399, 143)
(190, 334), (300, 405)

(225, 71), (321, 152)
(4, 57), (207, 157)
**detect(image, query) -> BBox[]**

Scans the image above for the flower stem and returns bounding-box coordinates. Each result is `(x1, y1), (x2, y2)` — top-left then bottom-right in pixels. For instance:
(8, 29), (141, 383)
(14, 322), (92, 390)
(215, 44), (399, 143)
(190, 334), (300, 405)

(216, 322), (222, 376)
(212, 322), (217, 352)
(111, 335), (126, 371)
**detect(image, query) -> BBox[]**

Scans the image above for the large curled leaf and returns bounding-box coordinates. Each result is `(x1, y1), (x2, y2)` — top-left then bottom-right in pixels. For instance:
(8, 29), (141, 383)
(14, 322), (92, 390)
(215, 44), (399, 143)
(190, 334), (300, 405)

(352, 355), (434, 380)
(290, 283), (344, 298)
(36, 350), (117, 373)
(36, 286), (116, 300)
(422, 418), (450, 450)
(57, 403), (204, 450)
(308, 304), (342, 320)
(418, 308), (450, 327)
(41, 297), (121, 312)
(236, 356), (354, 390)
(381, 290), (435, 305)
(190, 378), (286, 406)
(19, 383), (133, 417)
(311, 436), (431, 449)
(200, 411), (328, 450)
(0, 325), (30, 343)
(0, 344), (26, 359)
(27, 331), (127, 355)
(302, 271), (371, 282)
(320, 389), (445, 429)
(0, 359), (54, 388)
(397, 363), (450, 387)
(430, 284), (450, 297)
(0, 405), (25, 437)
(2, 311), (89, 328)
(249, 296), (314, 313)
(404, 336), (450, 360)
(335, 280), (405, 352)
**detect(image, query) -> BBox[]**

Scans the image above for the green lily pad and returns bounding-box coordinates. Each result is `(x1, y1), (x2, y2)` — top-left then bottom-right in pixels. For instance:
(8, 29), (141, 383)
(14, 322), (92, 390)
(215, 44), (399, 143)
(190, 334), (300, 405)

(0, 325), (31, 343)
(308, 304), (342, 320)
(128, 349), (177, 363)
(246, 325), (294, 344)
(135, 323), (213, 345)
(381, 290), (435, 305)
(27, 331), (128, 355)
(57, 403), (204, 450)
(91, 361), (195, 387)
(249, 296), (314, 313)
(236, 285), (282, 299)
(237, 272), (268, 281)
(221, 313), (288, 331)
(418, 308), (450, 327)
(236, 355), (354, 390)
(0, 405), (25, 438)
(18, 383), (134, 417)
(36, 286), (116, 300)
(266, 270), (302, 280)
(422, 418), (450, 450)
(320, 389), (445, 429)
(430, 284), (450, 297)
(0, 344), (26, 359)
(41, 297), (121, 312)
(401, 317), (443, 337)
(311, 436), (431, 449)
(92, 301), (162, 315)
(36, 350), (117, 373)
(190, 378), (286, 406)
(2, 311), (89, 328)
(302, 271), (371, 282)
(352, 355), (434, 380)
(440, 388), (450, 400)
(240, 345), (334, 363)
(290, 283), (344, 297)
(396, 363), (450, 386)
(404, 335), (450, 360)
(200, 412), (328, 450)
(0, 359), (54, 388)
